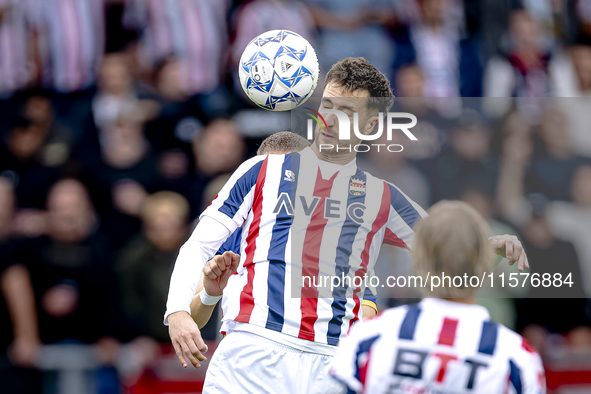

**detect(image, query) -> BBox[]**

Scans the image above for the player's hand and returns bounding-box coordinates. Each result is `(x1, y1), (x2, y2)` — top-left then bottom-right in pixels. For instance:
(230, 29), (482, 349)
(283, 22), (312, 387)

(203, 251), (240, 297)
(168, 311), (208, 369)
(489, 234), (530, 271)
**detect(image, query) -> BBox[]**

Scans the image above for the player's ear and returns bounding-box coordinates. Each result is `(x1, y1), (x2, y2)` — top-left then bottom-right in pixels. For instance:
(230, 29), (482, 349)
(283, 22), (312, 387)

(363, 114), (380, 135)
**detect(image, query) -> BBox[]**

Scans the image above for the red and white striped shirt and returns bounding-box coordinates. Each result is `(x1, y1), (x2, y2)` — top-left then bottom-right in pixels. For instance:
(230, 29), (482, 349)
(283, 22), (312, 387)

(166, 147), (428, 354)
(331, 298), (546, 393)
(123, 0), (228, 95)
(27, 0), (105, 93)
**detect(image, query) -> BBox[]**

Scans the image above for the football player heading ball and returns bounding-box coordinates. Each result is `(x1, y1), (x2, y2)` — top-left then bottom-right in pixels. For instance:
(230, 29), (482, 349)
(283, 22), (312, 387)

(165, 51), (529, 393)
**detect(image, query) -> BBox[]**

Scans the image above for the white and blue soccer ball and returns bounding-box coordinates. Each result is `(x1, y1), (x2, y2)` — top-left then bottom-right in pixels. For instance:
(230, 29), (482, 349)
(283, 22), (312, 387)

(238, 30), (319, 111)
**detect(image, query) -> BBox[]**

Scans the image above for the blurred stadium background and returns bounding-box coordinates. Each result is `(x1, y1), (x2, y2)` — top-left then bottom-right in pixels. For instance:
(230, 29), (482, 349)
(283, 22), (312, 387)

(1, 0), (591, 393)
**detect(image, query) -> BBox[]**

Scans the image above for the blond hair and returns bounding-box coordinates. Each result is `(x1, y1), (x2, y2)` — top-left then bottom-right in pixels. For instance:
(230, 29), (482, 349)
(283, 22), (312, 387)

(257, 131), (311, 155)
(413, 200), (492, 298)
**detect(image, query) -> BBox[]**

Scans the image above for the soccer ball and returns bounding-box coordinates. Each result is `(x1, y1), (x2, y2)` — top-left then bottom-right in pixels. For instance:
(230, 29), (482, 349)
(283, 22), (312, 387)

(238, 30), (319, 111)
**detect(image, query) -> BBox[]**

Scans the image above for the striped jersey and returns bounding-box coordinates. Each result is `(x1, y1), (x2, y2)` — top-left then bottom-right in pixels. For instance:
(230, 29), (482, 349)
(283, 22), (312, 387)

(201, 147), (427, 349)
(217, 224), (378, 307)
(330, 298), (546, 394)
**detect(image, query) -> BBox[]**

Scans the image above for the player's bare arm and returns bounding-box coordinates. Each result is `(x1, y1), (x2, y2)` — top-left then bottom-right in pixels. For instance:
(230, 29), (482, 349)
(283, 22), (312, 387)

(166, 215), (235, 370)
(361, 304), (377, 319)
(190, 252), (240, 329)
(189, 277), (212, 329)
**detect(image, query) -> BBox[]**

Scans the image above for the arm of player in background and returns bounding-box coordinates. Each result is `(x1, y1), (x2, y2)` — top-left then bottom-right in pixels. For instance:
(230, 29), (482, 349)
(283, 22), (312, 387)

(164, 155), (267, 325)
(361, 304), (377, 319)
(361, 277), (378, 319)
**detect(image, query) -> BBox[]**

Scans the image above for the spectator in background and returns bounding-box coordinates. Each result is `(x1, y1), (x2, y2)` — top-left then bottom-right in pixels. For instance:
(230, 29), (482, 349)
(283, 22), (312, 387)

(26, 179), (117, 344)
(188, 119), (245, 217)
(525, 106), (588, 201)
(144, 58), (204, 153)
(483, 8), (571, 120)
(485, 10), (550, 98)
(0, 177), (14, 240)
(393, 65), (450, 164)
(306, 0), (396, 76)
(116, 191), (190, 343)
(521, 0), (570, 45)
(576, 0), (591, 42)
(547, 165), (591, 297)
(420, 110), (498, 202)
(0, 116), (61, 209)
(408, 0), (464, 98)
(23, 90), (74, 168)
(567, 44), (591, 93)
(0, 0), (35, 97)
(154, 59), (191, 104)
(154, 147), (192, 202)
(122, 0), (229, 97)
(84, 114), (160, 248)
(553, 44), (591, 158)
(92, 52), (160, 132)
(395, 63), (425, 98)
(490, 109), (534, 158)
(24, 178), (122, 392)
(192, 120), (245, 178)
(497, 131), (590, 352)
(28, 0), (105, 94)
(516, 194), (589, 353)
(0, 177), (42, 394)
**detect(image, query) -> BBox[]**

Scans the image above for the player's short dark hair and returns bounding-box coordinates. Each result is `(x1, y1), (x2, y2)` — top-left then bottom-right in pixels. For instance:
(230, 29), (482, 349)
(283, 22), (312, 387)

(257, 131), (311, 155)
(325, 57), (394, 114)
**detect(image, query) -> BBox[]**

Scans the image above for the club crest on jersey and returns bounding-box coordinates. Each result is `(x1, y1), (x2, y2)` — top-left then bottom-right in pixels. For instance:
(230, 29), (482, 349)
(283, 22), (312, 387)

(349, 177), (366, 196)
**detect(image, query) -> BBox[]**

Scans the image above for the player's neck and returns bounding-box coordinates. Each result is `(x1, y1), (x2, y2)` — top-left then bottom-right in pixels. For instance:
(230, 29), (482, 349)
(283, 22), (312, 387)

(442, 297), (477, 305)
(311, 144), (357, 165)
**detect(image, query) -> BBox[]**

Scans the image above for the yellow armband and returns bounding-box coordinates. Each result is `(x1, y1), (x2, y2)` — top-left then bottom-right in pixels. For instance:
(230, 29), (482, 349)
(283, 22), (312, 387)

(362, 299), (378, 314)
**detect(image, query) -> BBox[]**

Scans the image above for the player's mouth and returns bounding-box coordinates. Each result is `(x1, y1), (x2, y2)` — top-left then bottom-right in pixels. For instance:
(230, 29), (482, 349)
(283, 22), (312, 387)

(321, 132), (335, 140)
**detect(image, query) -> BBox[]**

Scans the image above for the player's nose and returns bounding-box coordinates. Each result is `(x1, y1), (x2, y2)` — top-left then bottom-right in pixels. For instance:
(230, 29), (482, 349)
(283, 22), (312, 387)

(324, 112), (337, 127)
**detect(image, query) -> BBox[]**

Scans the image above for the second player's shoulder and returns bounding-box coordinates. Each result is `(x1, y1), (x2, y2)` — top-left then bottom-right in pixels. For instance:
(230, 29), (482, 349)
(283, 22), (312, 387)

(494, 324), (546, 392)
(495, 324), (542, 360)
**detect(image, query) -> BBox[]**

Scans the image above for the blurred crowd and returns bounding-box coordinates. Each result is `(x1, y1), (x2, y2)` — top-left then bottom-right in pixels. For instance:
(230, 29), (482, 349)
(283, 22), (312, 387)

(1, 0), (591, 393)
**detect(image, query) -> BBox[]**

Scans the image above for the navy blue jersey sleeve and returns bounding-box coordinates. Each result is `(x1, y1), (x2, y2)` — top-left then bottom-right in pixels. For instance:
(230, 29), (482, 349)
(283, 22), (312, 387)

(217, 227), (243, 255)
